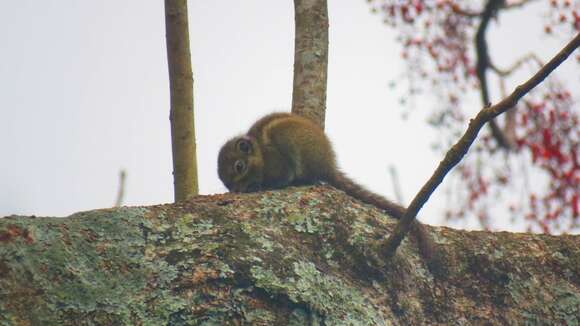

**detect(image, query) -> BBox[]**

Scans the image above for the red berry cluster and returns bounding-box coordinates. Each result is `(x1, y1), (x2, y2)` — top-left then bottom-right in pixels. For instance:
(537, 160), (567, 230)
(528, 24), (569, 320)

(545, 0), (580, 35)
(370, 0), (579, 232)
(516, 85), (579, 232)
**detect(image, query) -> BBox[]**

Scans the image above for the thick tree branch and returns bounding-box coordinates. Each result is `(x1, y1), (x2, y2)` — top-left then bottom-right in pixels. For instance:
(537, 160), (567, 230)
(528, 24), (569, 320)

(165, 0), (199, 201)
(383, 33), (580, 258)
(291, 0), (328, 128)
(1, 186), (579, 323)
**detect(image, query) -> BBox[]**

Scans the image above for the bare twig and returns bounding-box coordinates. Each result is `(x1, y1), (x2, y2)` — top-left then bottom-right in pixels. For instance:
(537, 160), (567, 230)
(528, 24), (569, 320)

(504, 0), (541, 10)
(492, 53), (544, 145)
(114, 169), (127, 207)
(451, 0), (539, 18)
(389, 165), (404, 204)
(382, 33), (580, 259)
(291, 0), (329, 128)
(450, 7), (481, 18)
(475, 0), (512, 149)
(165, 0), (199, 201)
(490, 53), (544, 77)
(500, 78), (519, 145)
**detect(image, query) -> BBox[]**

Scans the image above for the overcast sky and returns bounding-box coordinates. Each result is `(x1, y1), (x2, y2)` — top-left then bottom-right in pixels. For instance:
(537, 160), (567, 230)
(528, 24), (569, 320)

(1, 1), (577, 231)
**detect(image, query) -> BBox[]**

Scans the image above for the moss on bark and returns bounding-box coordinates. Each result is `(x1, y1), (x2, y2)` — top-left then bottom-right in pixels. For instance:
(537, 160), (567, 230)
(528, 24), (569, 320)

(1, 186), (578, 324)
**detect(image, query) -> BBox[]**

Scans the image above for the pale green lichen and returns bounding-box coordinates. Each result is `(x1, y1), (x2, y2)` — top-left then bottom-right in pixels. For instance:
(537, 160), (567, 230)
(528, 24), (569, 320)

(243, 308), (277, 324)
(347, 218), (376, 247)
(2, 187), (578, 324)
(0, 207), (189, 325)
(251, 261), (385, 325)
(551, 284), (580, 324)
(251, 265), (288, 293)
(287, 213), (321, 234)
(288, 308), (322, 326)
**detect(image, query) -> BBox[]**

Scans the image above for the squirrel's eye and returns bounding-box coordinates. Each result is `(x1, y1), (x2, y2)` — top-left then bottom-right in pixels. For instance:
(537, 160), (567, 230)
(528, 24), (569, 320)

(234, 160), (246, 174)
(237, 139), (251, 154)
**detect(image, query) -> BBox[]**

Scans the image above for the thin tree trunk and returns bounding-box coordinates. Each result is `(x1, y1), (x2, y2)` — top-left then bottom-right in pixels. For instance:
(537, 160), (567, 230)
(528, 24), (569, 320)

(291, 0), (329, 129)
(165, 0), (198, 201)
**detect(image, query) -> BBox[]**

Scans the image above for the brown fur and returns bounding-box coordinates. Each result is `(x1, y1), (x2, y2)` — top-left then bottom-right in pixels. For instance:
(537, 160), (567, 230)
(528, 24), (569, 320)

(219, 113), (405, 214)
(218, 112), (440, 269)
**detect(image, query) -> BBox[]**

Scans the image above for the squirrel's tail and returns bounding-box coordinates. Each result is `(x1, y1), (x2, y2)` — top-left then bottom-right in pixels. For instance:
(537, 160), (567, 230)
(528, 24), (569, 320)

(327, 170), (437, 262)
(328, 170), (406, 219)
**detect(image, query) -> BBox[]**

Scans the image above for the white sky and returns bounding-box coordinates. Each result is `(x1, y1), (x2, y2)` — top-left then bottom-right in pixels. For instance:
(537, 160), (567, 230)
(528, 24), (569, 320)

(0, 1), (577, 231)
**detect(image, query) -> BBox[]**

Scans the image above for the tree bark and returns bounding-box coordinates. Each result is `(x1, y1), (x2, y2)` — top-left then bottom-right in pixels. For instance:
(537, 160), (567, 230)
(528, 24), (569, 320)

(291, 0), (329, 129)
(1, 186), (578, 324)
(165, 0), (199, 201)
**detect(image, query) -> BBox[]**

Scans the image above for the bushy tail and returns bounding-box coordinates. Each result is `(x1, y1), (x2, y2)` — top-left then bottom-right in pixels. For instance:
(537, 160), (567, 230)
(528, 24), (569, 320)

(328, 171), (406, 219)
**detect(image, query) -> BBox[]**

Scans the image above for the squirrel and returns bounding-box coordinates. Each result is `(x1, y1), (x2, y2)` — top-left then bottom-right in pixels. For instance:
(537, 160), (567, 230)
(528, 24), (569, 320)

(218, 112), (440, 269)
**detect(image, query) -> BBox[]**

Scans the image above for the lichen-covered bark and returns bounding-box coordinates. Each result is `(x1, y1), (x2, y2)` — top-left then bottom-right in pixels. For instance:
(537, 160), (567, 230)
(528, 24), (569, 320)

(1, 186), (578, 324)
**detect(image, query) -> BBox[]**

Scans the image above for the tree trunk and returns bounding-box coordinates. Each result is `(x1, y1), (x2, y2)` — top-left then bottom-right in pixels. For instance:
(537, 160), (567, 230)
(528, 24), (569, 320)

(291, 0), (329, 129)
(1, 186), (578, 324)
(165, 0), (199, 201)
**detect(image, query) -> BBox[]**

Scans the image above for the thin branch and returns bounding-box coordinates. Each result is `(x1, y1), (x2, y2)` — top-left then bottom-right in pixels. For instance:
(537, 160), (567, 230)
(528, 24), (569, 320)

(382, 33), (580, 259)
(446, 2), (485, 18)
(450, 6), (482, 18)
(165, 0), (199, 201)
(492, 53), (544, 145)
(490, 53), (544, 77)
(475, 0), (512, 149)
(389, 165), (404, 204)
(451, 0), (539, 18)
(500, 77), (519, 145)
(114, 169), (127, 207)
(504, 0), (541, 10)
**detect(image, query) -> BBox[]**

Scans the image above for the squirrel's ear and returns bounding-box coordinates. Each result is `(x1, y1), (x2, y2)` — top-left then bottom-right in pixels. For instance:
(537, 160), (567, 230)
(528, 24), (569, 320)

(235, 137), (253, 154)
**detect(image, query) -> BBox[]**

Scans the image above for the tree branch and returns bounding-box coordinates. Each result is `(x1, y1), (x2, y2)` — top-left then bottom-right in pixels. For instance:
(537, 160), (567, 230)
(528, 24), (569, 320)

(490, 53), (544, 77)
(165, 0), (199, 201)
(291, 0), (329, 128)
(475, 0), (513, 149)
(113, 169), (127, 207)
(504, 0), (541, 10)
(447, 3), (482, 17)
(389, 165), (404, 204)
(2, 187), (579, 323)
(382, 33), (580, 258)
